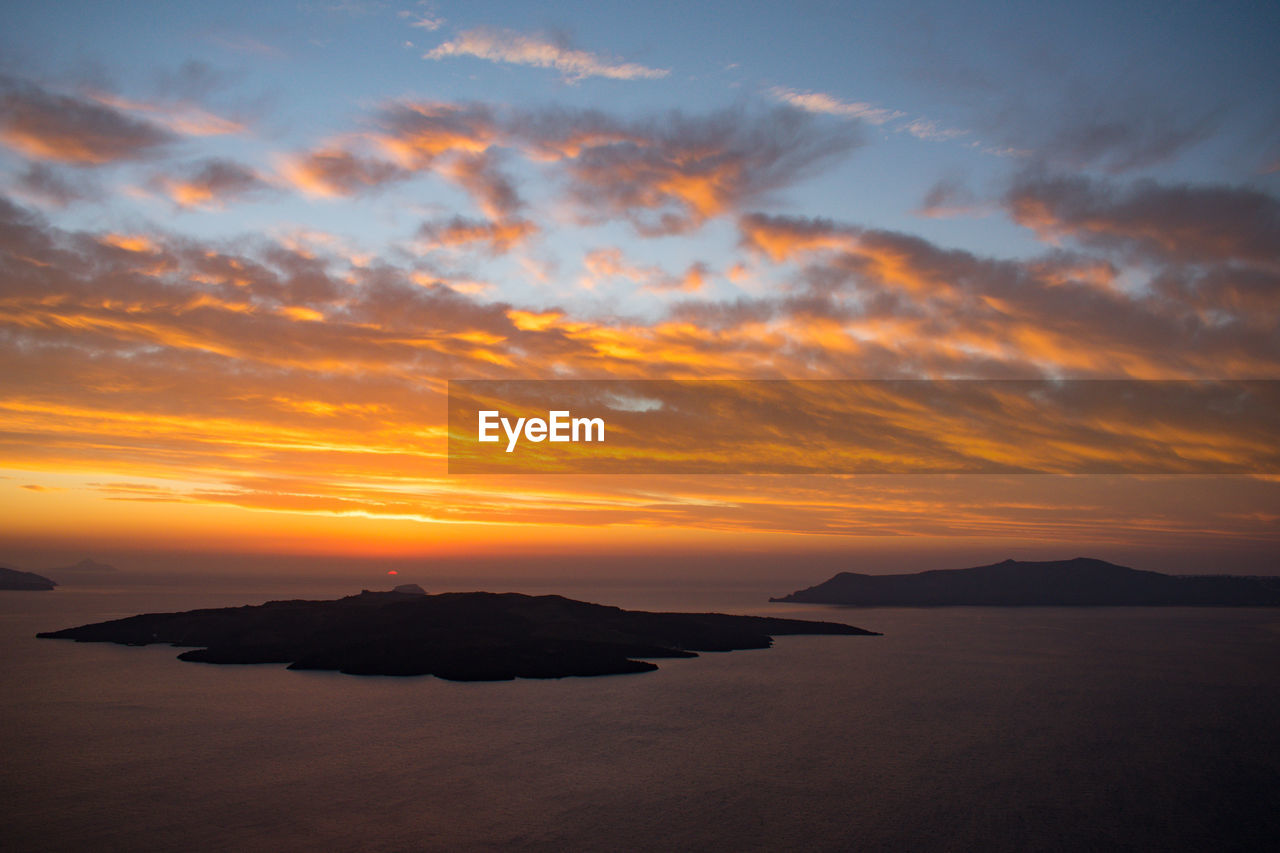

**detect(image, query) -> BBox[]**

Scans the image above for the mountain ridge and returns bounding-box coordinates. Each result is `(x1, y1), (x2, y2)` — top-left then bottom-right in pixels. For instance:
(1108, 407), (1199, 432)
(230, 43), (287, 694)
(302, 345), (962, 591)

(46, 558), (118, 574)
(771, 557), (1280, 606)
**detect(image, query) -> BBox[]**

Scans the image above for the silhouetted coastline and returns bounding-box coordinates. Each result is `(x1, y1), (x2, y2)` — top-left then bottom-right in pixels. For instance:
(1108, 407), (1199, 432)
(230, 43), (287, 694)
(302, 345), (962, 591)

(38, 589), (878, 680)
(773, 558), (1280, 606)
(0, 566), (57, 590)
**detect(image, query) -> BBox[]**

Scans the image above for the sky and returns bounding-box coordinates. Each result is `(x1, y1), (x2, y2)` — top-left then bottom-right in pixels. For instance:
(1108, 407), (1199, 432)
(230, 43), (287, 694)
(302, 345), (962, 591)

(1, 0), (1277, 578)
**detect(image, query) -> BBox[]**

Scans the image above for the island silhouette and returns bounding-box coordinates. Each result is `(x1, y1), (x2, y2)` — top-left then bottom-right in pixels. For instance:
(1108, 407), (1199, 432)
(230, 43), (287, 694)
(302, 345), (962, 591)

(772, 557), (1280, 606)
(38, 588), (878, 681)
(0, 566), (57, 590)
(0, 558), (124, 590)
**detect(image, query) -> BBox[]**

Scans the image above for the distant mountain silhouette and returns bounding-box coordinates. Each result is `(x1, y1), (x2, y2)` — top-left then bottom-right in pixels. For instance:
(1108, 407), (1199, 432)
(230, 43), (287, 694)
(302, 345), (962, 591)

(772, 558), (1280, 606)
(0, 566), (57, 590)
(38, 590), (878, 681)
(45, 558), (119, 574)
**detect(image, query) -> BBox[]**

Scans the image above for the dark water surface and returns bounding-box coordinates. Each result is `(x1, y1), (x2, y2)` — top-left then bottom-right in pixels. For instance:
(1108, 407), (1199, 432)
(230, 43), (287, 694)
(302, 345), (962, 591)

(3, 582), (1278, 852)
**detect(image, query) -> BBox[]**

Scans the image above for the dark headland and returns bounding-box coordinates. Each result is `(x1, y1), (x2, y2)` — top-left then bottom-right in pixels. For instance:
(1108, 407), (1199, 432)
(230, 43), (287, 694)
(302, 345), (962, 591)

(772, 557), (1280, 606)
(38, 589), (878, 681)
(0, 566), (57, 590)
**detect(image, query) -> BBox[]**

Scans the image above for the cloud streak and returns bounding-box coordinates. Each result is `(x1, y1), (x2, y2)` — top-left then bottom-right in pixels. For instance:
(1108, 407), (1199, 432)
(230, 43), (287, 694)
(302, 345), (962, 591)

(425, 29), (668, 82)
(87, 92), (244, 137)
(1005, 172), (1280, 267)
(768, 87), (904, 125)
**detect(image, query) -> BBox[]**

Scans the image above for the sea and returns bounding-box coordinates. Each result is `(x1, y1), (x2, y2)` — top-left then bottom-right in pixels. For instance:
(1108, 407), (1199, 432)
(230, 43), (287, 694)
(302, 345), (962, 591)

(2, 578), (1278, 852)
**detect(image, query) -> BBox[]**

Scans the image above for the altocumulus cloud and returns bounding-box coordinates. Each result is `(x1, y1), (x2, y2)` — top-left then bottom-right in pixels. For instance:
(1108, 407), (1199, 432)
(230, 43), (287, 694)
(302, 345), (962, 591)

(0, 77), (174, 165)
(276, 101), (859, 238)
(150, 158), (275, 209)
(511, 105), (860, 235)
(1005, 172), (1280, 267)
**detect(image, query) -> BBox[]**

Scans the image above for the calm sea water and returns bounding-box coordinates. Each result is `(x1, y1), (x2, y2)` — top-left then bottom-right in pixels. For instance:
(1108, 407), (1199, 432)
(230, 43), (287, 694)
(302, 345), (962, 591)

(2, 581), (1278, 852)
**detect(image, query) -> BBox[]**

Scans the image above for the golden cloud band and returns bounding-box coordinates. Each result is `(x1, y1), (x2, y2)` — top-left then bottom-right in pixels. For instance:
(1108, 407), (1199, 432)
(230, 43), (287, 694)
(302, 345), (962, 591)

(448, 380), (1280, 475)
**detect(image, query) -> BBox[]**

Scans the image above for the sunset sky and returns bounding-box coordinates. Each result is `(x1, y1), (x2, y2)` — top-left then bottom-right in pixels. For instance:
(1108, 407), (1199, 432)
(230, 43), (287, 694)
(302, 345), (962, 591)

(1, 1), (1277, 577)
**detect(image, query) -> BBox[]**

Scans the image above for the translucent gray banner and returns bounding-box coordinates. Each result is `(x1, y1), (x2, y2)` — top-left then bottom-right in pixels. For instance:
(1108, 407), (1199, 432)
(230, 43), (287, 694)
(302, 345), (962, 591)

(447, 380), (1280, 474)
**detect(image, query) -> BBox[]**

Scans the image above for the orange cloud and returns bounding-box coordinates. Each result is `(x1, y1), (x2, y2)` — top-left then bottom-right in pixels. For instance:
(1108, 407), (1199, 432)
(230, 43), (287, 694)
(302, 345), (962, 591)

(417, 217), (537, 254)
(540, 108), (857, 234)
(446, 107), (858, 234)
(279, 103), (516, 222)
(0, 79), (172, 164)
(448, 380), (1280, 476)
(442, 152), (521, 219)
(1006, 173), (1280, 266)
(2, 192), (1278, 558)
(99, 233), (159, 253)
(279, 147), (407, 197)
(738, 213), (859, 261)
(578, 248), (709, 293)
(88, 93), (244, 137)
(372, 102), (497, 169)
(151, 159), (272, 209)
(275, 103), (855, 235)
